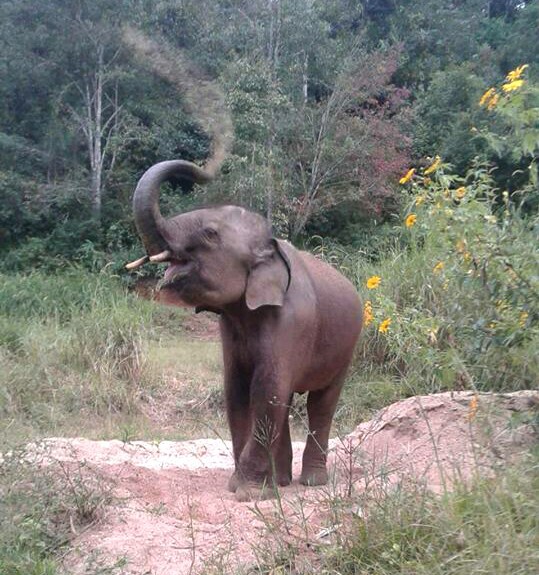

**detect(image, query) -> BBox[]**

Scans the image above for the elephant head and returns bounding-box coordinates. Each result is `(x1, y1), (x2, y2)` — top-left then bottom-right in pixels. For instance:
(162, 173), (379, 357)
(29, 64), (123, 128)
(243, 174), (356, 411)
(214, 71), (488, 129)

(128, 160), (291, 310)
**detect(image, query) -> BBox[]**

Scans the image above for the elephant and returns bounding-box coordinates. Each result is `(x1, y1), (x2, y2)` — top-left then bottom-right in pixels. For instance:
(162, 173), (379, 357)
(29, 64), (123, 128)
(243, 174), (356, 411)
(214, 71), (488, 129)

(127, 159), (363, 501)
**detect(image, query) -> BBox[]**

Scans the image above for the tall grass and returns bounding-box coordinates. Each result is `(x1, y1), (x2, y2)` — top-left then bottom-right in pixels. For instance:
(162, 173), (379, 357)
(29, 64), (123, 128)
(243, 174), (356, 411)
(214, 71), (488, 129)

(0, 269), (168, 444)
(321, 453), (539, 575)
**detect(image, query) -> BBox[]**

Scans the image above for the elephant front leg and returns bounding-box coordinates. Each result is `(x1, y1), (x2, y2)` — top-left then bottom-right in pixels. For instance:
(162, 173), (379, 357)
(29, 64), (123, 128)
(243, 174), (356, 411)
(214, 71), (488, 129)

(224, 365), (251, 493)
(235, 373), (293, 500)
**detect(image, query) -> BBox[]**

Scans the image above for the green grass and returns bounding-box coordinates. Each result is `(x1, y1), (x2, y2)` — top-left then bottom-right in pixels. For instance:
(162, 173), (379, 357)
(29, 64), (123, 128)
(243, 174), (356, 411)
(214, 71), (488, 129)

(0, 443), (113, 575)
(0, 268), (196, 445)
(320, 453), (539, 575)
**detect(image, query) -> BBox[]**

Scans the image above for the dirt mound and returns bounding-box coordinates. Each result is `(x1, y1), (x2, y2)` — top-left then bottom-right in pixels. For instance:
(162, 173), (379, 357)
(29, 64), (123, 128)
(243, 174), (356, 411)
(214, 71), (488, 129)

(43, 391), (536, 574)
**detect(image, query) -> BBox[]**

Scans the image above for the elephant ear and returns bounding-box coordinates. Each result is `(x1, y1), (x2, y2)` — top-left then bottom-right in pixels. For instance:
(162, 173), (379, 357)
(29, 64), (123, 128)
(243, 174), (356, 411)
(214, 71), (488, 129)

(245, 239), (292, 310)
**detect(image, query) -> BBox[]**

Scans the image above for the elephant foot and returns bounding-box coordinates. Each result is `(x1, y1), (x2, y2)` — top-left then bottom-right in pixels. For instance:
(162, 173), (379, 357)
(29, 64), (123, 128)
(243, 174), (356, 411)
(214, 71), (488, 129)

(235, 481), (277, 503)
(276, 472), (292, 487)
(228, 471), (241, 493)
(230, 469), (290, 495)
(299, 467), (328, 486)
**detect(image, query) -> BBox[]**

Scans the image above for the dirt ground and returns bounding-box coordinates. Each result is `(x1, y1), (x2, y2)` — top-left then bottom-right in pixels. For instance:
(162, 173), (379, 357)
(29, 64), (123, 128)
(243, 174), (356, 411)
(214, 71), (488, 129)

(35, 389), (538, 575)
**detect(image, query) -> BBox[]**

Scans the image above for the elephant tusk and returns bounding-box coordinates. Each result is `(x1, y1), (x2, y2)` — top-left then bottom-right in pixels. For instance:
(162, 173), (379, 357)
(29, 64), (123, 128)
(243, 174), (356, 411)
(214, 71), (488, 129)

(125, 255), (149, 270)
(149, 250), (171, 263)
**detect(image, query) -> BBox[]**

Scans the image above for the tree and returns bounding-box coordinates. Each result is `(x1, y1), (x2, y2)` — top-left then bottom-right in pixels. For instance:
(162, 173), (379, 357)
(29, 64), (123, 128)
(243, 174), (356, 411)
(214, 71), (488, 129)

(283, 47), (411, 238)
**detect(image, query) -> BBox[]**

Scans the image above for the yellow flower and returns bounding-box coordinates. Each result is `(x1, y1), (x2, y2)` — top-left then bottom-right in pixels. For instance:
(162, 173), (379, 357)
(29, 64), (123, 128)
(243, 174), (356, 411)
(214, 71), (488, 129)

(415, 195), (425, 206)
(487, 93), (499, 110)
(363, 300), (373, 326)
(405, 214), (417, 228)
(455, 187), (466, 199)
(466, 395), (479, 422)
(379, 318), (391, 334)
(463, 251), (472, 262)
(433, 261), (444, 274)
(366, 275), (381, 289)
(519, 311), (529, 328)
(399, 168), (415, 184)
(479, 87), (496, 107)
(502, 79), (524, 92)
(455, 239), (466, 253)
(505, 64), (528, 83)
(424, 155), (441, 175)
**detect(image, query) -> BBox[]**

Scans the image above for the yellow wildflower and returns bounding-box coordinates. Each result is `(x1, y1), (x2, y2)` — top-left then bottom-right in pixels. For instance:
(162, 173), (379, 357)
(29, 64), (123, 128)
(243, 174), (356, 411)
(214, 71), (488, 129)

(455, 239), (466, 253)
(455, 187), (466, 199)
(424, 155), (441, 175)
(366, 275), (381, 289)
(502, 79), (524, 92)
(519, 311), (529, 328)
(467, 395), (479, 421)
(378, 318), (391, 334)
(433, 261), (444, 274)
(487, 93), (499, 110)
(399, 168), (415, 184)
(415, 195), (425, 206)
(505, 64), (528, 83)
(363, 300), (373, 327)
(479, 87), (496, 107)
(463, 251), (472, 262)
(405, 214), (417, 228)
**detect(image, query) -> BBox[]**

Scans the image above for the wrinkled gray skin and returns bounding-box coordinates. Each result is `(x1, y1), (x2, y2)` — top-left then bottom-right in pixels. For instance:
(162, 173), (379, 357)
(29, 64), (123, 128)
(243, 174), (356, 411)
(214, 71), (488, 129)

(132, 160), (363, 501)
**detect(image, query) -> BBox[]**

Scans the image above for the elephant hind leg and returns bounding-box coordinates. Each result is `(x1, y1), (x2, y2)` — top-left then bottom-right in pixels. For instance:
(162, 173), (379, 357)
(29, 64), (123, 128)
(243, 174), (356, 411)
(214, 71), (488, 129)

(300, 374), (346, 486)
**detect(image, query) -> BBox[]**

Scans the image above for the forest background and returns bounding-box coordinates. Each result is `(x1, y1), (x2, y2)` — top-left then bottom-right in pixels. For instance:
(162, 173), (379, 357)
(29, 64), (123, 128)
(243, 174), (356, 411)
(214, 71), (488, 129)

(0, 2), (538, 574)
(1, 0), (537, 263)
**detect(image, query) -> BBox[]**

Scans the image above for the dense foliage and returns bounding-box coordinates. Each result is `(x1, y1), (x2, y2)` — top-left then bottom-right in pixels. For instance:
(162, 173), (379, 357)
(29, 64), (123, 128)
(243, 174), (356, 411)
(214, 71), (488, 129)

(1, 0), (538, 261)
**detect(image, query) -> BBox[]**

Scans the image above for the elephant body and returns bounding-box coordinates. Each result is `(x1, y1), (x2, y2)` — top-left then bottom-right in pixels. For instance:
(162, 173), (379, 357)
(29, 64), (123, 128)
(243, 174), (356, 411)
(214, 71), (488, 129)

(128, 161), (363, 500)
(220, 241), (362, 492)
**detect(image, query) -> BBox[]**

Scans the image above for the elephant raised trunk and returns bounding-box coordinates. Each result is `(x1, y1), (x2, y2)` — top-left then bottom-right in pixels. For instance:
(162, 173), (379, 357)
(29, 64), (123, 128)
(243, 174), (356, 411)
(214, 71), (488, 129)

(132, 160), (214, 256)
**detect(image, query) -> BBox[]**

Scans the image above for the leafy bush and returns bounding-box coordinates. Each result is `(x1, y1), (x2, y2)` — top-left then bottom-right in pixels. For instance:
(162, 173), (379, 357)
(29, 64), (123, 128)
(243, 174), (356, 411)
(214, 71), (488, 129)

(321, 69), (539, 399)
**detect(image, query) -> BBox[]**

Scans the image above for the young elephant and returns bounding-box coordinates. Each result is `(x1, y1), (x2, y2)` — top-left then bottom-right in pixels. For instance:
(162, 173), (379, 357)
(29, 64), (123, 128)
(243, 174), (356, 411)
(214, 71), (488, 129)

(128, 160), (363, 501)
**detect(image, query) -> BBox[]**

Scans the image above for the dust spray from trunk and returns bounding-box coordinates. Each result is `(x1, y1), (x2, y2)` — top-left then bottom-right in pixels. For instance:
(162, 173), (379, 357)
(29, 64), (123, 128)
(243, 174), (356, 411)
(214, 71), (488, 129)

(121, 25), (233, 177)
